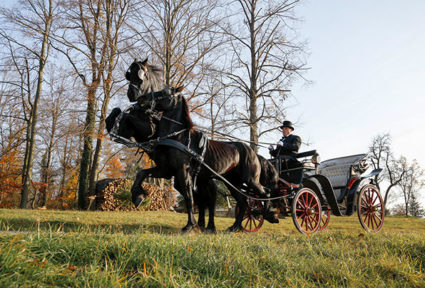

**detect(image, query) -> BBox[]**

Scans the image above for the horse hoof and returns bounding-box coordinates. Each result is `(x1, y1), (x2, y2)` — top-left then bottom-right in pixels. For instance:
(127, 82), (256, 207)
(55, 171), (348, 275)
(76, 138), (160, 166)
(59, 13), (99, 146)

(264, 213), (279, 224)
(134, 196), (144, 208)
(181, 225), (200, 234)
(226, 226), (242, 233)
(205, 227), (216, 234)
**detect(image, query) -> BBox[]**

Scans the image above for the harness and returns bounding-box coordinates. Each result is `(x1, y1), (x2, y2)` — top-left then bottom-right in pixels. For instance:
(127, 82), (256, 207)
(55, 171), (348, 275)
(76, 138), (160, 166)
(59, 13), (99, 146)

(109, 89), (293, 202)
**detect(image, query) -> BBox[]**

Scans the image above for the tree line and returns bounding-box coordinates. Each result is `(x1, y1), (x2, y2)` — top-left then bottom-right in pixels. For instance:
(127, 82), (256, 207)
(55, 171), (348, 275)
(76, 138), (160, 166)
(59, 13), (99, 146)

(0, 0), (306, 209)
(369, 133), (425, 217)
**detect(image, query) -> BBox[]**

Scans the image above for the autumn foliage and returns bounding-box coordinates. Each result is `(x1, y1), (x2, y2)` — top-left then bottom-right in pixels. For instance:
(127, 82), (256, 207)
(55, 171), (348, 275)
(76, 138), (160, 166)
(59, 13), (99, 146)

(0, 148), (22, 208)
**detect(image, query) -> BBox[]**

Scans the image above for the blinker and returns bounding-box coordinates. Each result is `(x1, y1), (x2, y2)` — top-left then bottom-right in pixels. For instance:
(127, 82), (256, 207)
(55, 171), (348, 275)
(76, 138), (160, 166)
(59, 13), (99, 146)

(125, 69), (131, 81)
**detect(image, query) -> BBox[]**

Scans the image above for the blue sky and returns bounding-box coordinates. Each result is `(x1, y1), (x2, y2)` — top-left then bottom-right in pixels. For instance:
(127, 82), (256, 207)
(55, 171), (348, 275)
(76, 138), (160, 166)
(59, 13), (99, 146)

(260, 0), (425, 170)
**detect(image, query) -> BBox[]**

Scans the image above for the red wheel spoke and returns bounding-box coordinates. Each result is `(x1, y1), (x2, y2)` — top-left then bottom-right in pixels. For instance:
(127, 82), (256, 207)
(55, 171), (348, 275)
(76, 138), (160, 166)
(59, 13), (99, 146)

(293, 189), (322, 234)
(300, 215), (306, 228)
(243, 218), (249, 229)
(308, 193), (314, 207)
(371, 194), (378, 206)
(372, 214), (379, 229)
(297, 201), (305, 209)
(304, 217), (310, 231)
(310, 216), (318, 227)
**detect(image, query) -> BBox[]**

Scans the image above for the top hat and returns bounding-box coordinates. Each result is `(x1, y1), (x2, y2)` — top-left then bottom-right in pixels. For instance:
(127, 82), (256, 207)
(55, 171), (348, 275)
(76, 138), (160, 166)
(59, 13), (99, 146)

(280, 120), (294, 130)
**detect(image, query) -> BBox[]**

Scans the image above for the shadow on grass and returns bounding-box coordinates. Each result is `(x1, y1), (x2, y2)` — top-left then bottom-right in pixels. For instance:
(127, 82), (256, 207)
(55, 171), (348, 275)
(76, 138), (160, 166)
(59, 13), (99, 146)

(0, 217), (183, 235)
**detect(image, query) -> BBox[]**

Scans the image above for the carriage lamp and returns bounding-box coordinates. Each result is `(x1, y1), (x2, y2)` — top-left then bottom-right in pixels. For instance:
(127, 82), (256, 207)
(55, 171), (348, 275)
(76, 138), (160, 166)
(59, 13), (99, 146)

(312, 153), (320, 164)
(312, 153), (320, 174)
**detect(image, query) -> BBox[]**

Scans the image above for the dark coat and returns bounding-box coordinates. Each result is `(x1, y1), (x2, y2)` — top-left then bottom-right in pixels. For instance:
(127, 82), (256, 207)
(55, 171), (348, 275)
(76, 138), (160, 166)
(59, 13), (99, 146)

(270, 134), (301, 157)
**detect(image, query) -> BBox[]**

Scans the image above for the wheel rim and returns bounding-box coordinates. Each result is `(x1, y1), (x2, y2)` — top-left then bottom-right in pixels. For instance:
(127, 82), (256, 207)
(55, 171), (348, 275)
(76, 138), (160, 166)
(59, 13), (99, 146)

(357, 185), (384, 232)
(318, 205), (331, 232)
(241, 199), (264, 233)
(292, 188), (321, 234)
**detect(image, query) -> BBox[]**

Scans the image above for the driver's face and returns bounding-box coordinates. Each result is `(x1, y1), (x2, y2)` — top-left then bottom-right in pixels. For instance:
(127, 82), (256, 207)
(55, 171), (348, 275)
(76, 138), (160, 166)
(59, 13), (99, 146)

(282, 127), (292, 137)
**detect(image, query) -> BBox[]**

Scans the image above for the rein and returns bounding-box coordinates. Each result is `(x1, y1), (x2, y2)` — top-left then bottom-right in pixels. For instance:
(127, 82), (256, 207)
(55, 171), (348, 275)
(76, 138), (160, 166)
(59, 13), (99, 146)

(196, 125), (274, 148)
(109, 128), (188, 152)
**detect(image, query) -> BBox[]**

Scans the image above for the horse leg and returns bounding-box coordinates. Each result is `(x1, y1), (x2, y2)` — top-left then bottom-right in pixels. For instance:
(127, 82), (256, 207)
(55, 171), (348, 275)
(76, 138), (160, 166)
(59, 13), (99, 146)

(194, 178), (216, 233)
(224, 183), (247, 232)
(193, 184), (205, 231)
(131, 167), (162, 207)
(205, 180), (217, 233)
(174, 167), (198, 233)
(197, 195), (206, 232)
(247, 180), (279, 224)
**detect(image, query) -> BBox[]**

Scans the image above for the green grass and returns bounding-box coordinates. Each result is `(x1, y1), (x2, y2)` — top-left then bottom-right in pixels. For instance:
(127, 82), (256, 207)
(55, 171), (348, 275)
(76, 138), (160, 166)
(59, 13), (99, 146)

(0, 209), (424, 287)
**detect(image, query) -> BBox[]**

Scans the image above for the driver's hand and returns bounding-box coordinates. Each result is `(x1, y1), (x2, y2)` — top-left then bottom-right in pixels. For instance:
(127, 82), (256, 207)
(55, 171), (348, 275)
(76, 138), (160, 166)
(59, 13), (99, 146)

(268, 145), (274, 151)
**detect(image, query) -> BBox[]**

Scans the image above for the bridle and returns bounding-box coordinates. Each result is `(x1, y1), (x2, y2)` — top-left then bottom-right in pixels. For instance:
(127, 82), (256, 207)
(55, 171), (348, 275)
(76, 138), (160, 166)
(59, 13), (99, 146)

(126, 61), (148, 101)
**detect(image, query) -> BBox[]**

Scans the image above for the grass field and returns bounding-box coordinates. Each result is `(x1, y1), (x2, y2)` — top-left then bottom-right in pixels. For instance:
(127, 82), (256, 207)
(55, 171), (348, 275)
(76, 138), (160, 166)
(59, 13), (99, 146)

(1, 209), (424, 287)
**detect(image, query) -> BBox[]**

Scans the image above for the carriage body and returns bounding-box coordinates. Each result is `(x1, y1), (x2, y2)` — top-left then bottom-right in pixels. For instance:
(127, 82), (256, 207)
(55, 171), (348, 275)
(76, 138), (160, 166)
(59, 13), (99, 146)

(241, 152), (385, 234)
(315, 154), (385, 232)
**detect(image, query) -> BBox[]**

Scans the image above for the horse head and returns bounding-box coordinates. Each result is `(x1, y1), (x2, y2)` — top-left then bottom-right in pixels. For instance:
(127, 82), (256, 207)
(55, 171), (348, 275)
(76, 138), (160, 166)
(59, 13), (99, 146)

(125, 58), (163, 102)
(154, 94), (194, 137)
(105, 105), (157, 143)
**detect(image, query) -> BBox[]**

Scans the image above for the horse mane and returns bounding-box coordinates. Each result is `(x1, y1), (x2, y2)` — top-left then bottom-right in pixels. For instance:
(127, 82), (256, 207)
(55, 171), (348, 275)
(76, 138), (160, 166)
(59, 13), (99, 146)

(180, 96), (194, 132)
(140, 63), (163, 95)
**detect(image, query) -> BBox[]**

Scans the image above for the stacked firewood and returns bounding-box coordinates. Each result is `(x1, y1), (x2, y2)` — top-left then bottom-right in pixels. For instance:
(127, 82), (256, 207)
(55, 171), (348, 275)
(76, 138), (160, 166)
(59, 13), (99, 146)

(95, 178), (175, 211)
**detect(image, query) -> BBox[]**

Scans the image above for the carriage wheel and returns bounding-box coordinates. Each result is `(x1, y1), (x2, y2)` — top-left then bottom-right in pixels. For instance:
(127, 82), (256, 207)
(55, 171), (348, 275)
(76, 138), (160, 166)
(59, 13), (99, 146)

(318, 205), (331, 232)
(239, 198), (264, 233)
(357, 184), (384, 232)
(292, 188), (321, 234)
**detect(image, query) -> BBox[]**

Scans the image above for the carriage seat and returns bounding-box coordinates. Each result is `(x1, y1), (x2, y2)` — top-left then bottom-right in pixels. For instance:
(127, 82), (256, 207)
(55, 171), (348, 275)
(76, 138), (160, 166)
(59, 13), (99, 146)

(295, 150), (317, 159)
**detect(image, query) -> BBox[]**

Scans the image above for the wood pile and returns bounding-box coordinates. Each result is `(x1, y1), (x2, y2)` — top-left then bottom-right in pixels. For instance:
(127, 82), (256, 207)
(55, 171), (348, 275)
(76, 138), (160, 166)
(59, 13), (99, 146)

(95, 178), (175, 211)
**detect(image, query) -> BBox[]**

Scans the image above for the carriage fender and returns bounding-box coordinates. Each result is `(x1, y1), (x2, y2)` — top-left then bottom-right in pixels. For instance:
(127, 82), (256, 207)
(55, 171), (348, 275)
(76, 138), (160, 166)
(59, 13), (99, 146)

(304, 175), (343, 216)
(302, 177), (324, 204)
(346, 179), (362, 216)
(346, 169), (382, 216)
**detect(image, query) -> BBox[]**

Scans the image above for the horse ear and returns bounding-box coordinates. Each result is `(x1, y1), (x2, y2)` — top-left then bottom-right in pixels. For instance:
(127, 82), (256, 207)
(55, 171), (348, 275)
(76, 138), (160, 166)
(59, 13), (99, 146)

(175, 86), (184, 93)
(141, 58), (148, 65)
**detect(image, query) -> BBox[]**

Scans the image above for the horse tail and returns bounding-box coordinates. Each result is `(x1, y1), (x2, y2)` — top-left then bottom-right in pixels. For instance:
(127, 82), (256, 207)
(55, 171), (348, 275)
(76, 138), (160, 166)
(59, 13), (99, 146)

(257, 154), (279, 191)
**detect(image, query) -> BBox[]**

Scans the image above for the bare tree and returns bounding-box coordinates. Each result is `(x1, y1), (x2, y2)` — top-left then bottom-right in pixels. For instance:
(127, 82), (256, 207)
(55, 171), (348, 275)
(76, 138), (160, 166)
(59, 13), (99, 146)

(195, 70), (239, 139)
(221, 0), (308, 152)
(88, 0), (131, 201)
(52, 0), (130, 209)
(36, 65), (77, 207)
(408, 193), (424, 217)
(127, 0), (226, 102)
(398, 159), (424, 217)
(0, 0), (56, 208)
(369, 133), (407, 206)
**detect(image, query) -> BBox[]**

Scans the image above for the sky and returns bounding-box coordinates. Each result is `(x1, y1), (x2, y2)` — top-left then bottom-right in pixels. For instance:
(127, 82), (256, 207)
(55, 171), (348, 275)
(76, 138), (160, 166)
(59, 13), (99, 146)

(260, 0), (425, 172)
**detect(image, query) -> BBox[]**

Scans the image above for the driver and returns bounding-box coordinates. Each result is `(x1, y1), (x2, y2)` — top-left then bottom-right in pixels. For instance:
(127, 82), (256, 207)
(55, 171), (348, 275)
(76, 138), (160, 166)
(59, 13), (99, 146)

(269, 120), (301, 157)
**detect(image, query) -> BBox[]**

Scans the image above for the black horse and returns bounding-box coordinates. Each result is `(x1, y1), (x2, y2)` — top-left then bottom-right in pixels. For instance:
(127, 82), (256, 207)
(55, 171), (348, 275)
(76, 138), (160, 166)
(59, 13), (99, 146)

(106, 59), (276, 232)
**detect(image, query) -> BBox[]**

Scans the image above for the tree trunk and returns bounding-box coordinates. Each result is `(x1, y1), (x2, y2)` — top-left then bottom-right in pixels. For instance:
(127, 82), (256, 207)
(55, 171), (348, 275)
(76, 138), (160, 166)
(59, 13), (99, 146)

(248, 1), (258, 153)
(249, 95), (258, 153)
(78, 84), (98, 210)
(59, 133), (69, 209)
(88, 79), (111, 198)
(20, 115), (32, 208)
(20, 9), (52, 208)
